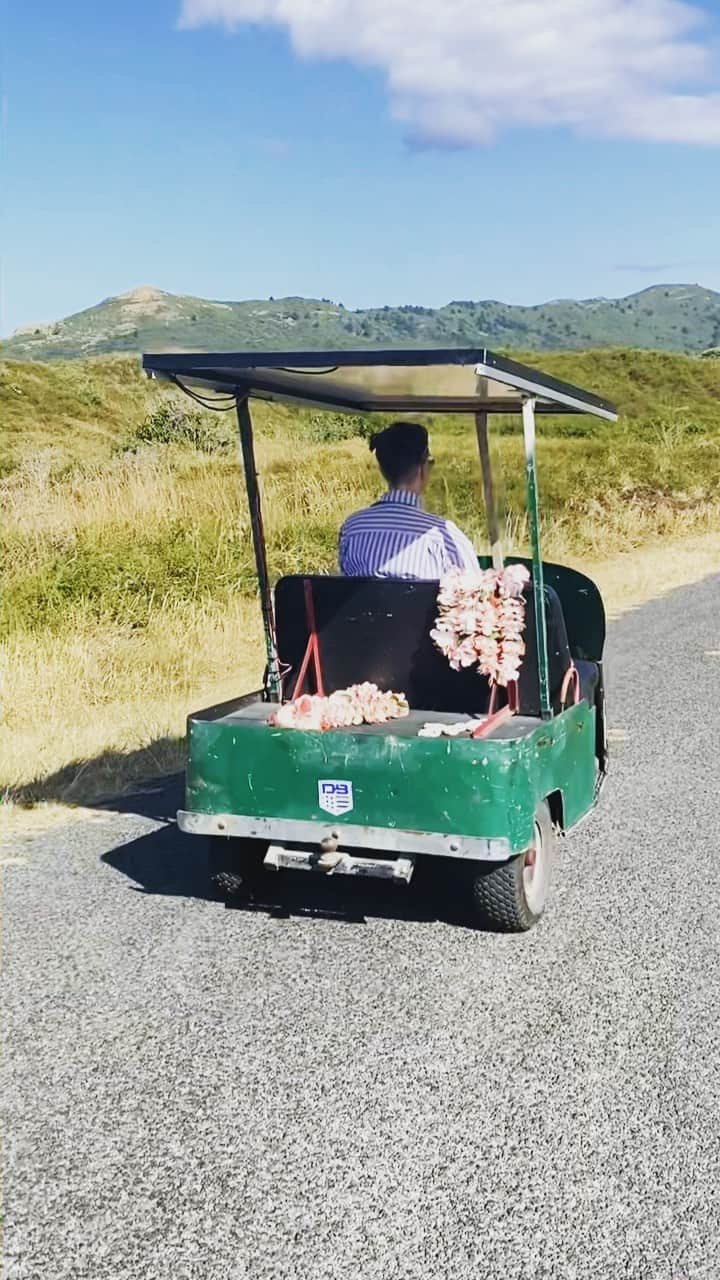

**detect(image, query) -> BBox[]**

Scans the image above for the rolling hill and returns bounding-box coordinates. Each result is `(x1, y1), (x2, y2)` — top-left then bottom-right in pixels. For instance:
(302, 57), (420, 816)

(4, 282), (720, 361)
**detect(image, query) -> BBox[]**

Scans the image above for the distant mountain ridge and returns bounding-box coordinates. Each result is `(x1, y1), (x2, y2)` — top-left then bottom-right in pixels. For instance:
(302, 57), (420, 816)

(4, 282), (720, 360)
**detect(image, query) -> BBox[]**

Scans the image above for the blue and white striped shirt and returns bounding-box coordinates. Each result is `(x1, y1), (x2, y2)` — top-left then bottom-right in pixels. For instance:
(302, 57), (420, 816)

(339, 490), (480, 580)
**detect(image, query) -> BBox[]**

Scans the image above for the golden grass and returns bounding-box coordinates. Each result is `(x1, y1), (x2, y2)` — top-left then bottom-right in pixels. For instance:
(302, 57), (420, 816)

(3, 525), (720, 844)
(4, 416), (720, 839)
(1, 597), (264, 792)
(581, 531), (720, 619)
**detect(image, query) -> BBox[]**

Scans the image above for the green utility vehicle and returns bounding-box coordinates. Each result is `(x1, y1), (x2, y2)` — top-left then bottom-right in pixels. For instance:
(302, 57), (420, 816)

(142, 348), (616, 931)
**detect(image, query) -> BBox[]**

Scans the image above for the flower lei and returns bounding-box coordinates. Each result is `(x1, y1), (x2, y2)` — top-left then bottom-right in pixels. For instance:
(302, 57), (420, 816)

(269, 682), (409, 732)
(430, 564), (530, 688)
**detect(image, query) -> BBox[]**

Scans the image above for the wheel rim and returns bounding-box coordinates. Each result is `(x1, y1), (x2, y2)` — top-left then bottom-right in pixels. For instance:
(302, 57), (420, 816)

(522, 819), (552, 917)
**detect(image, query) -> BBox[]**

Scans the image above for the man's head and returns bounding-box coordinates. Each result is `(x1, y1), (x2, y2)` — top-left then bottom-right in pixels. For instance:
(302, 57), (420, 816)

(369, 421), (433, 494)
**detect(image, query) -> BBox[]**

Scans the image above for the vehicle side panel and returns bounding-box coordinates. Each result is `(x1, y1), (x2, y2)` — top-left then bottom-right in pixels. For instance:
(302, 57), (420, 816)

(185, 703), (597, 855)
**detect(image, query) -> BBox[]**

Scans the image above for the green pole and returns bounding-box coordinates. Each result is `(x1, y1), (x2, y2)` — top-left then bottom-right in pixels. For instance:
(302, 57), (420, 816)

(522, 397), (551, 719)
(475, 410), (504, 570)
(236, 396), (282, 702)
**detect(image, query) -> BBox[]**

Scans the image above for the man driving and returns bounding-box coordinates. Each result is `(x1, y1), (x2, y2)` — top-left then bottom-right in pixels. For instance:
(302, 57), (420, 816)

(339, 421), (479, 580)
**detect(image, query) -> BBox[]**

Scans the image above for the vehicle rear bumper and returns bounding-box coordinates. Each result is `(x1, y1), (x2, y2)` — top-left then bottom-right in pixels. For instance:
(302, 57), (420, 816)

(177, 809), (512, 863)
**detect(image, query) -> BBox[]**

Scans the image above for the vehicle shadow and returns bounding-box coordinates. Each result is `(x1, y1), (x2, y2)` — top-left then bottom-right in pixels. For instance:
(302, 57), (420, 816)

(16, 746), (488, 930)
(224, 866), (475, 928)
(8, 739), (185, 810)
(98, 773), (185, 823)
(101, 811), (213, 901)
(101, 810), (479, 929)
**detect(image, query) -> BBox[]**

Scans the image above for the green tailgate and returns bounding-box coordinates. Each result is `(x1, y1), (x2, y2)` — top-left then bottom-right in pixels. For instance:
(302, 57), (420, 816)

(186, 703), (596, 855)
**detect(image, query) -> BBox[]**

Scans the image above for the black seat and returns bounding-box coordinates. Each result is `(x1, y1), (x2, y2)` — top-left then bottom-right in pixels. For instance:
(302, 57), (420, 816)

(575, 659), (600, 705)
(274, 575), (598, 718)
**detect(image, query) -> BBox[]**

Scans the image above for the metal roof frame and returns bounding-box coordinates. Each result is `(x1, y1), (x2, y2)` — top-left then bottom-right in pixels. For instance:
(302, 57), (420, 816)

(141, 345), (618, 715)
(142, 347), (618, 420)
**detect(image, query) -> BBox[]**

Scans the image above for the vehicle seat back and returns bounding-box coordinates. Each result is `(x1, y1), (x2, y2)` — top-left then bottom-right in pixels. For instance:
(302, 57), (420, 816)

(274, 575), (575, 717)
(480, 557), (606, 661)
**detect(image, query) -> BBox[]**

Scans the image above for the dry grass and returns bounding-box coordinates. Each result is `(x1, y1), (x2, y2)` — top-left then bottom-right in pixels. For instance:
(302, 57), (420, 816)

(3, 525), (720, 843)
(1, 597), (264, 799)
(580, 531), (720, 619)
(4, 384), (720, 838)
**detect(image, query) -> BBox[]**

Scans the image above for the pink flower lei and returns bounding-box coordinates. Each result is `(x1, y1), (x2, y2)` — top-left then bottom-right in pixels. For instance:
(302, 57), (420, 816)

(431, 564), (530, 688)
(269, 682), (409, 732)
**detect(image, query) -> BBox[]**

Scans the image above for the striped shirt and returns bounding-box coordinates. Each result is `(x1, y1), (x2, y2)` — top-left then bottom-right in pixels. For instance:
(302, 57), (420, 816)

(339, 490), (479, 580)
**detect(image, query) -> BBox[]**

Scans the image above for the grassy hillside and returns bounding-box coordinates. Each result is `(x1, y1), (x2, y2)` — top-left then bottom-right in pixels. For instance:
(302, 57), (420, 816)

(4, 282), (720, 361)
(2, 347), (720, 806)
(4, 348), (720, 473)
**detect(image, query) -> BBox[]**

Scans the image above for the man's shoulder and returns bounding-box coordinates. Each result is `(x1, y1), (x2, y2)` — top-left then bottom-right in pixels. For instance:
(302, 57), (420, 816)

(342, 501), (437, 528)
(340, 505), (369, 532)
(341, 506), (461, 539)
(423, 510), (467, 537)
(442, 516), (469, 537)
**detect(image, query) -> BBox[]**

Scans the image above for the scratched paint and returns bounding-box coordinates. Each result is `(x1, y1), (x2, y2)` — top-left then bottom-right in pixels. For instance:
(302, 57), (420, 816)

(184, 703), (598, 856)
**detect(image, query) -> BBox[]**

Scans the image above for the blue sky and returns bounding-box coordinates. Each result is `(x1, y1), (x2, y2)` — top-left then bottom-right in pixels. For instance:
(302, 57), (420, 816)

(2, 0), (720, 334)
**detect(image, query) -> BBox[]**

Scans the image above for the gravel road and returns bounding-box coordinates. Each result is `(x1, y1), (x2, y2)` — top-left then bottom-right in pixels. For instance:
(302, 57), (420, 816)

(3, 577), (720, 1280)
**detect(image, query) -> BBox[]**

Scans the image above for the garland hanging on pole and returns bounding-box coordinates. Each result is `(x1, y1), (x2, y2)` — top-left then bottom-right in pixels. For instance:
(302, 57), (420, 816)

(430, 564), (530, 688)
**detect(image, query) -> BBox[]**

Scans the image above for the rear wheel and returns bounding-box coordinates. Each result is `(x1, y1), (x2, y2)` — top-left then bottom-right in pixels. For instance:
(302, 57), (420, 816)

(470, 801), (555, 932)
(207, 837), (268, 900)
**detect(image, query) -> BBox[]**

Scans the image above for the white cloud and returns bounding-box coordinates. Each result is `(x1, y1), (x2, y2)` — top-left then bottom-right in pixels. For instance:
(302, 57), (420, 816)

(178, 0), (720, 145)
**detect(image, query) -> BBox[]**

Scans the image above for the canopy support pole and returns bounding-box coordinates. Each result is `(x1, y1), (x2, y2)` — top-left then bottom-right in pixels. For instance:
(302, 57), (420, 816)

(522, 397), (551, 719)
(236, 396), (282, 702)
(475, 410), (503, 570)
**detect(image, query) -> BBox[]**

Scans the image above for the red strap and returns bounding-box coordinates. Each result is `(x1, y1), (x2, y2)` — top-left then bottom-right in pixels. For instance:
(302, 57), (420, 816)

(488, 679), (518, 716)
(476, 678), (518, 738)
(472, 705), (514, 739)
(292, 579), (325, 699)
(559, 665), (580, 709)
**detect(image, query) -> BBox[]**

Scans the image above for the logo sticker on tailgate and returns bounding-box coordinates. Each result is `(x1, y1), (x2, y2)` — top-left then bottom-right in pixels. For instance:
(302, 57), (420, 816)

(318, 780), (354, 816)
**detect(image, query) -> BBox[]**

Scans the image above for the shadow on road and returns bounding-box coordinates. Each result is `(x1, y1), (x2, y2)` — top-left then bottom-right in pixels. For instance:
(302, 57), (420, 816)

(223, 868), (474, 928)
(101, 815), (478, 929)
(101, 818), (212, 900)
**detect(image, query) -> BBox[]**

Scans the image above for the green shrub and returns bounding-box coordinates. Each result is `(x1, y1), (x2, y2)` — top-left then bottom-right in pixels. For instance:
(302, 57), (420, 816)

(126, 402), (233, 454)
(294, 411), (372, 444)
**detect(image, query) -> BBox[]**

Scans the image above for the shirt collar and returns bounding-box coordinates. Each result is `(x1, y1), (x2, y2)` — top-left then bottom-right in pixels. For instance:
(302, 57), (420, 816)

(377, 489), (421, 508)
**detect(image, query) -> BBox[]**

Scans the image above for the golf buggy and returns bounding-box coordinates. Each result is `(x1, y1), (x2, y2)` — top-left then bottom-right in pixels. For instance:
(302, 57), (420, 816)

(142, 348), (617, 931)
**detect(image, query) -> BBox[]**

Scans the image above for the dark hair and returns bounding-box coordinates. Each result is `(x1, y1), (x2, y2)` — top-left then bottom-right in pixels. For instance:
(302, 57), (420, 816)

(369, 421), (430, 485)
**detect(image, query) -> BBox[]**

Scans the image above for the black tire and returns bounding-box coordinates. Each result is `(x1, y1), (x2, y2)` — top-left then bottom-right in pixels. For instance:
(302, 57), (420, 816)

(470, 801), (555, 932)
(207, 837), (268, 900)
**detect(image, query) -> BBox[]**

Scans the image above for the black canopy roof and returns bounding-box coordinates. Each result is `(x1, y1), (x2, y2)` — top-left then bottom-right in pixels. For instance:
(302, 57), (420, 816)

(142, 347), (618, 420)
